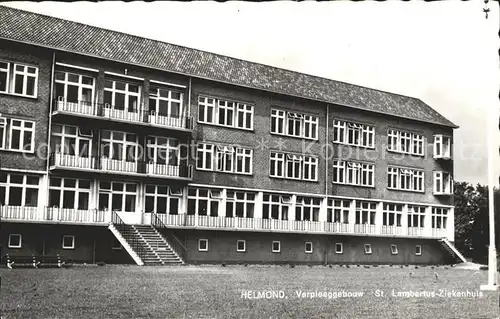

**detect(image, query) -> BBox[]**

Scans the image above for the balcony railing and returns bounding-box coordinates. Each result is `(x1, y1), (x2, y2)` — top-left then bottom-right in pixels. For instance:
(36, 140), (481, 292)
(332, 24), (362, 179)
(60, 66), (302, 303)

(1, 205), (110, 224)
(49, 153), (193, 180)
(354, 224), (377, 234)
(53, 98), (193, 130)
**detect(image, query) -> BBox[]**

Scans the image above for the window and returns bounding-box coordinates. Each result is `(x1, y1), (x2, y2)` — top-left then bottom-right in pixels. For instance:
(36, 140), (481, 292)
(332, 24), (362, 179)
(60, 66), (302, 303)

(8, 234), (22, 248)
(187, 188), (220, 216)
(387, 129), (425, 156)
(327, 199), (350, 223)
(8, 119), (35, 152)
(0, 173), (39, 206)
(433, 135), (451, 159)
(415, 245), (422, 256)
(100, 130), (139, 162)
(145, 185), (182, 215)
(408, 206), (426, 228)
(198, 239), (208, 251)
(49, 178), (91, 210)
(333, 120), (374, 148)
(0, 61), (10, 93)
(270, 151), (317, 181)
(382, 204), (403, 227)
(272, 241), (281, 253)
(431, 208), (448, 229)
(333, 160), (374, 187)
(387, 166), (424, 192)
(355, 201), (376, 225)
(335, 243), (343, 254)
(305, 242), (313, 253)
(149, 86), (183, 117)
(55, 71), (95, 104)
(390, 244), (398, 255)
(237, 240), (246, 252)
(198, 96), (253, 130)
(364, 244), (372, 254)
(0, 116), (6, 149)
(226, 191), (255, 218)
(98, 181), (137, 212)
(270, 109), (318, 139)
(51, 124), (92, 157)
(262, 194), (290, 220)
(197, 143), (253, 175)
(146, 136), (179, 166)
(104, 79), (141, 112)
(433, 171), (453, 195)
(62, 235), (75, 249)
(295, 197), (321, 222)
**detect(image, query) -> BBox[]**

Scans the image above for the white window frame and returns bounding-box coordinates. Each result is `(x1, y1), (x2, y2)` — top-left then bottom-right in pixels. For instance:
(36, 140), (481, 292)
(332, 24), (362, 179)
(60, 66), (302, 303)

(0, 61), (10, 94)
(146, 136), (179, 166)
(390, 244), (398, 255)
(62, 235), (75, 249)
(270, 109), (318, 140)
(8, 119), (35, 153)
(407, 206), (426, 228)
(387, 129), (425, 156)
(272, 241), (281, 253)
(8, 234), (22, 248)
(364, 244), (372, 254)
(52, 124), (92, 157)
(198, 96), (253, 130)
(262, 194), (290, 220)
(236, 240), (246, 252)
(0, 173), (39, 206)
(382, 203), (403, 227)
(49, 177), (91, 210)
(104, 79), (141, 112)
(145, 184), (182, 215)
(11, 63), (38, 98)
(335, 243), (343, 254)
(333, 119), (374, 148)
(101, 130), (139, 162)
(0, 116), (7, 149)
(198, 239), (208, 251)
(355, 201), (377, 225)
(305, 241), (313, 254)
(187, 188), (221, 216)
(54, 70), (95, 104)
(433, 171), (453, 195)
(196, 143), (214, 171)
(327, 199), (350, 224)
(149, 86), (183, 117)
(433, 134), (452, 159)
(415, 245), (422, 256)
(333, 160), (374, 187)
(98, 181), (137, 212)
(432, 207), (448, 230)
(270, 151), (317, 181)
(226, 190), (256, 218)
(197, 143), (252, 175)
(387, 166), (424, 192)
(295, 197), (321, 222)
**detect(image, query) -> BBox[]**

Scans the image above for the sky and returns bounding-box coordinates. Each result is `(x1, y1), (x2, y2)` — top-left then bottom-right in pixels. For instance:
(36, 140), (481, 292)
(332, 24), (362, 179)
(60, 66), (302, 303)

(3, 1), (500, 185)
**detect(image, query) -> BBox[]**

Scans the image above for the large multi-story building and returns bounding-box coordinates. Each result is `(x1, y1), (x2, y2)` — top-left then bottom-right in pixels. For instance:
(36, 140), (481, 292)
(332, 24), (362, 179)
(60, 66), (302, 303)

(0, 6), (464, 265)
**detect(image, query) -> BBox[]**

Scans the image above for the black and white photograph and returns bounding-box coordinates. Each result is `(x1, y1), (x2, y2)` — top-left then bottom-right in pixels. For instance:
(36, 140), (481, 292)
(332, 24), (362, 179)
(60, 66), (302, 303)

(0, 1), (499, 318)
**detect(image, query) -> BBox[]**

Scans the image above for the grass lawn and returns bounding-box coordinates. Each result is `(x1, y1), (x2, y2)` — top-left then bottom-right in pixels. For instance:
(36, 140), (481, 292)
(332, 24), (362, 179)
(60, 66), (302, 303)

(1, 264), (499, 318)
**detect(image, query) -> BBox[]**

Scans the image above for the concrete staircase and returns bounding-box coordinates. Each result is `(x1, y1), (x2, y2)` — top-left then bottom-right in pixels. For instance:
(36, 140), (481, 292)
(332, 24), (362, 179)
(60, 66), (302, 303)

(439, 238), (467, 263)
(110, 223), (183, 266)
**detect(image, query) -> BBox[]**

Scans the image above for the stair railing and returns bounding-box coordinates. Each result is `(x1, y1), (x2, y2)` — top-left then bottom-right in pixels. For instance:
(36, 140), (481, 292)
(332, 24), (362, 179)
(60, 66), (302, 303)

(151, 212), (187, 261)
(111, 211), (147, 262)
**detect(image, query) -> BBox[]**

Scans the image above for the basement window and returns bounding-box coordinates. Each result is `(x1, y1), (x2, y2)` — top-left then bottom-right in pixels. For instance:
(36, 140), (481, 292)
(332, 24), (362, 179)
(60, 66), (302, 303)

(415, 245), (422, 256)
(112, 238), (123, 250)
(364, 244), (372, 255)
(198, 239), (208, 252)
(335, 243), (343, 254)
(272, 241), (281, 253)
(8, 234), (22, 248)
(62, 235), (75, 249)
(390, 244), (398, 255)
(236, 240), (246, 252)
(305, 242), (313, 254)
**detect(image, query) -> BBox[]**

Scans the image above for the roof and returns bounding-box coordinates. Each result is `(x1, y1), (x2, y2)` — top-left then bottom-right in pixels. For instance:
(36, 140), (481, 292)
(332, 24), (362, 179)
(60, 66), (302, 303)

(0, 5), (458, 128)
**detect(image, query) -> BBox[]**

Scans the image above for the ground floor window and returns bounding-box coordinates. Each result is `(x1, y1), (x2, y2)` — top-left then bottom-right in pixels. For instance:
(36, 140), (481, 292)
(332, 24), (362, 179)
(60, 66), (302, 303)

(188, 188), (221, 216)
(8, 234), (22, 248)
(262, 193), (291, 220)
(198, 239), (208, 251)
(49, 177), (91, 210)
(226, 190), (255, 218)
(98, 181), (137, 212)
(236, 240), (246, 252)
(272, 241), (281, 253)
(364, 244), (372, 254)
(305, 242), (313, 253)
(390, 244), (398, 255)
(415, 245), (422, 256)
(145, 184), (182, 215)
(335, 243), (343, 254)
(62, 235), (75, 249)
(327, 199), (350, 223)
(0, 173), (39, 206)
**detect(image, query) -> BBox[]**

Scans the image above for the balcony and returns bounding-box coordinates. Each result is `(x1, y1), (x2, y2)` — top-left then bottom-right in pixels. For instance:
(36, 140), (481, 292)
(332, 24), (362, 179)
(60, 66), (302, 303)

(52, 98), (193, 131)
(1, 205), (110, 224)
(49, 153), (193, 180)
